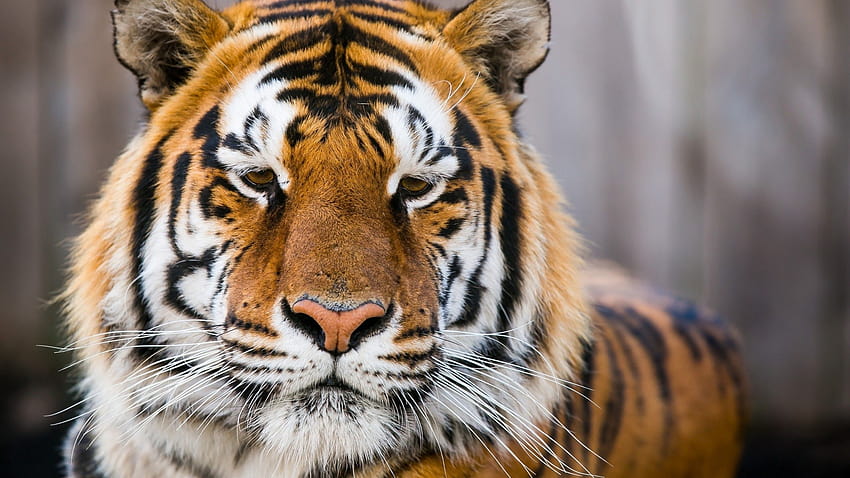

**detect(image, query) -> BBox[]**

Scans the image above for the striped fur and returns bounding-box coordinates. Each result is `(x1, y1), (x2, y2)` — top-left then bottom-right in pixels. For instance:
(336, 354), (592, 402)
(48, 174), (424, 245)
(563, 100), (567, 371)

(61, 1), (746, 477)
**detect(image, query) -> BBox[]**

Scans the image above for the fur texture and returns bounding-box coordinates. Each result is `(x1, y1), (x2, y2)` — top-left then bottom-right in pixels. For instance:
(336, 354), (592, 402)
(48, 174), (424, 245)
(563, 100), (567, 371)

(61, 1), (746, 477)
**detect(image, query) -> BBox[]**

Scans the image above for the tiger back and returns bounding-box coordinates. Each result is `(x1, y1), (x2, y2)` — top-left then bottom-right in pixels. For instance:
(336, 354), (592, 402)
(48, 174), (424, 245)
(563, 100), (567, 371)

(62, 1), (747, 477)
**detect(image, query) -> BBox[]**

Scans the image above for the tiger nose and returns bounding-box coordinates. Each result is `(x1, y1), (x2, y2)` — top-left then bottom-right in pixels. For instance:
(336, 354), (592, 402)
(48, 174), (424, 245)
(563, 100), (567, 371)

(291, 299), (387, 354)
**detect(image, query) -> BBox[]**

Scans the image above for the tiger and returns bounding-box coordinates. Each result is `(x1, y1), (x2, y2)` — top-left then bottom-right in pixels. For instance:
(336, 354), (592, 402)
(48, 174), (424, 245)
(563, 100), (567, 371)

(61, 0), (747, 477)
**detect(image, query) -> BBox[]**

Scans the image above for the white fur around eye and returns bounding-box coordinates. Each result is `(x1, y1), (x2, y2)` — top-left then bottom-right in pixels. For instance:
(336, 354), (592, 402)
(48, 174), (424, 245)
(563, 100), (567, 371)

(218, 60), (296, 197)
(384, 78), (459, 207)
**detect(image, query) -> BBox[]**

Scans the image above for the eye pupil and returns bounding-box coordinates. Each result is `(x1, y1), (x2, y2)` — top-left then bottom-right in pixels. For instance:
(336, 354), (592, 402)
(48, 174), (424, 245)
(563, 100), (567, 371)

(244, 169), (276, 187)
(400, 177), (432, 196)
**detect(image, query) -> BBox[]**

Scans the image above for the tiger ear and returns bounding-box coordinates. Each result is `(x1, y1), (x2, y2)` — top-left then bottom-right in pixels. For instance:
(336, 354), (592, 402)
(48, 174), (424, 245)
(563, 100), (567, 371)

(443, 0), (550, 113)
(112, 0), (231, 110)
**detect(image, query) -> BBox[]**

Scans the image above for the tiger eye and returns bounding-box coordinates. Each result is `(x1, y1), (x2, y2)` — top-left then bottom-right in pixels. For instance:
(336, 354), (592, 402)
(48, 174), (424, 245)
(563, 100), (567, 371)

(243, 169), (276, 187)
(399, 177), (432, 196)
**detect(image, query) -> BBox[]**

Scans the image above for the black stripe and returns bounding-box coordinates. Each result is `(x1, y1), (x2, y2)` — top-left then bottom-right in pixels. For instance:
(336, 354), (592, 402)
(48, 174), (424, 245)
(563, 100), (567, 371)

(198, 176), (239, 219)
(279, 89), (342, 118)
(623, 307), (671, 401)
(351, 61), (413, 88)
(378, 343), (437, 367)
(226, 313), (279, 337)
(131, 133), (171, 360)
(373, 115), (393, 144)
(262, 26), (330, 64)
(242, 107), (268, 152)
(362, 128), (386, 157)
(578, 337), (595, 459)
(168, 151), (192, 247)
(494, 173), (523, 339)
(223, 133), (253, 154)
(608, 319), (644, 412)
(338, 21), (418, 73)
(286, 115), (307, 147)
(597, 331), (625, 467)
(604, 305), (674, 448)
(445, 255), (462, 291)
(438, 217), (465, 239)
(260, 53), (336, 86)
(453, 109), (481, 148)
(259, 8), (333, 23)
(452, 146), (474, 180)
(222, 338), (290, 358)
(350, 11), (412, 31)
(437, 187), (467, 205)
(341, 0), (407, 14)
(351, 92), (399, 107)
(165, 247), (217, 320)
(666, 298), (705, 361)
(194, 106), (223, 169)
(264, 0), (326, 9)
(395, 326), (435, 340)
(451, 167), (495, 327)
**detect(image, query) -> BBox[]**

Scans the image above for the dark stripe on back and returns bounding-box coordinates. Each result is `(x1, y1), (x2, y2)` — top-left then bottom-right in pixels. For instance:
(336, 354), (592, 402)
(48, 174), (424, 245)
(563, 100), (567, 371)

(608, 322), (644, 412)
(578, 338), (595, 463)
(666, 298), (706, 361)
(598, 304), (673, 448)
(597, 330), (625, 467)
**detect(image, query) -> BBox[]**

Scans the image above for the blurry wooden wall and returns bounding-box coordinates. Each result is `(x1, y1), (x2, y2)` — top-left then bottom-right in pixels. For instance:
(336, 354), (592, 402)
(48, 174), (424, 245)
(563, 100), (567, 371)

(1, 0), (847, 444)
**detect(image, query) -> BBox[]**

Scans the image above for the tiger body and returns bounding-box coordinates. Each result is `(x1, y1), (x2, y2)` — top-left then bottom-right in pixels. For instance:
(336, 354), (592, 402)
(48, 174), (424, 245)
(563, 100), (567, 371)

(62, 1), (746, 477)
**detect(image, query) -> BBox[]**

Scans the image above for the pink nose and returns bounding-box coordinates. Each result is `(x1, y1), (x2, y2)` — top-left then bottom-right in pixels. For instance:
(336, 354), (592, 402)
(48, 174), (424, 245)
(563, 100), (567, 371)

(291, 299), (386, 353)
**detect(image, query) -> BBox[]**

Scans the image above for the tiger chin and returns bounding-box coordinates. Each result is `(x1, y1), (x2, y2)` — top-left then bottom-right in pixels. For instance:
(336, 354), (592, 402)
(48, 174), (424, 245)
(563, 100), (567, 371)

(61, 0), (747, 477)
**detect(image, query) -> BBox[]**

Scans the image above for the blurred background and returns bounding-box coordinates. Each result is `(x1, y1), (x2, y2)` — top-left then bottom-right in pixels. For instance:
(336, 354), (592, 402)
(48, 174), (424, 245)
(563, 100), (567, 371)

(1, 0), (848, 476)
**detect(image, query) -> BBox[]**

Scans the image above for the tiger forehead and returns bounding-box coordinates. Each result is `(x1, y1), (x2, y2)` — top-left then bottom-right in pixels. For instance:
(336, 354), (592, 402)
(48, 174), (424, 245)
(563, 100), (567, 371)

(246, 0), (449, 33)
(218, 6), (458, 178)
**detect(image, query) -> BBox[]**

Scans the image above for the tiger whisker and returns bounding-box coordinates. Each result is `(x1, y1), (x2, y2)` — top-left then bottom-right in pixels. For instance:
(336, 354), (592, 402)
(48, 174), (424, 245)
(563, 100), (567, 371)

(438, 354), (607, 471)
(425, 383), (517, 478)
(436, 360), (598, 476)
(432, 370), (564, 476)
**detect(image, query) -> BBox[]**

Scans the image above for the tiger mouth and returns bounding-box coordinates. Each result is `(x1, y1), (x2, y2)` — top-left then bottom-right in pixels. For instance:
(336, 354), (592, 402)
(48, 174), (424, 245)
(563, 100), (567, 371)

(295, 376), (379, 416)
(311, 376), (362, 395)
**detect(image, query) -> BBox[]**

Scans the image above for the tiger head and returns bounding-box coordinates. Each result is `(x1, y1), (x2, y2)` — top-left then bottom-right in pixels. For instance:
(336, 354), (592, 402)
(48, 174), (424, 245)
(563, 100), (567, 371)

(66, 0), (590, 474)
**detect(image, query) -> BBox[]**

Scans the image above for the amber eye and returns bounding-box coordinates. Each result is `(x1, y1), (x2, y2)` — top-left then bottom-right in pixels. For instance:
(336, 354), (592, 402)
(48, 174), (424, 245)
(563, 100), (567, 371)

(243, 169), (276, 188)
(399, 177), (433, 197)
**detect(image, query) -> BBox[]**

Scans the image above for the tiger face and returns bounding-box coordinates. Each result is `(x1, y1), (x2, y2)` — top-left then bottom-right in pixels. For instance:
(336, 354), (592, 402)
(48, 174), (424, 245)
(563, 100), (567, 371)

(66, 0), (589, 475)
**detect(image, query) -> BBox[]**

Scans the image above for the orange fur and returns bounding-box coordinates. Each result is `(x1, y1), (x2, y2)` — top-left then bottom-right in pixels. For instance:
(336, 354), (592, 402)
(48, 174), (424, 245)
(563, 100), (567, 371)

(63, 1), (746, 477)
